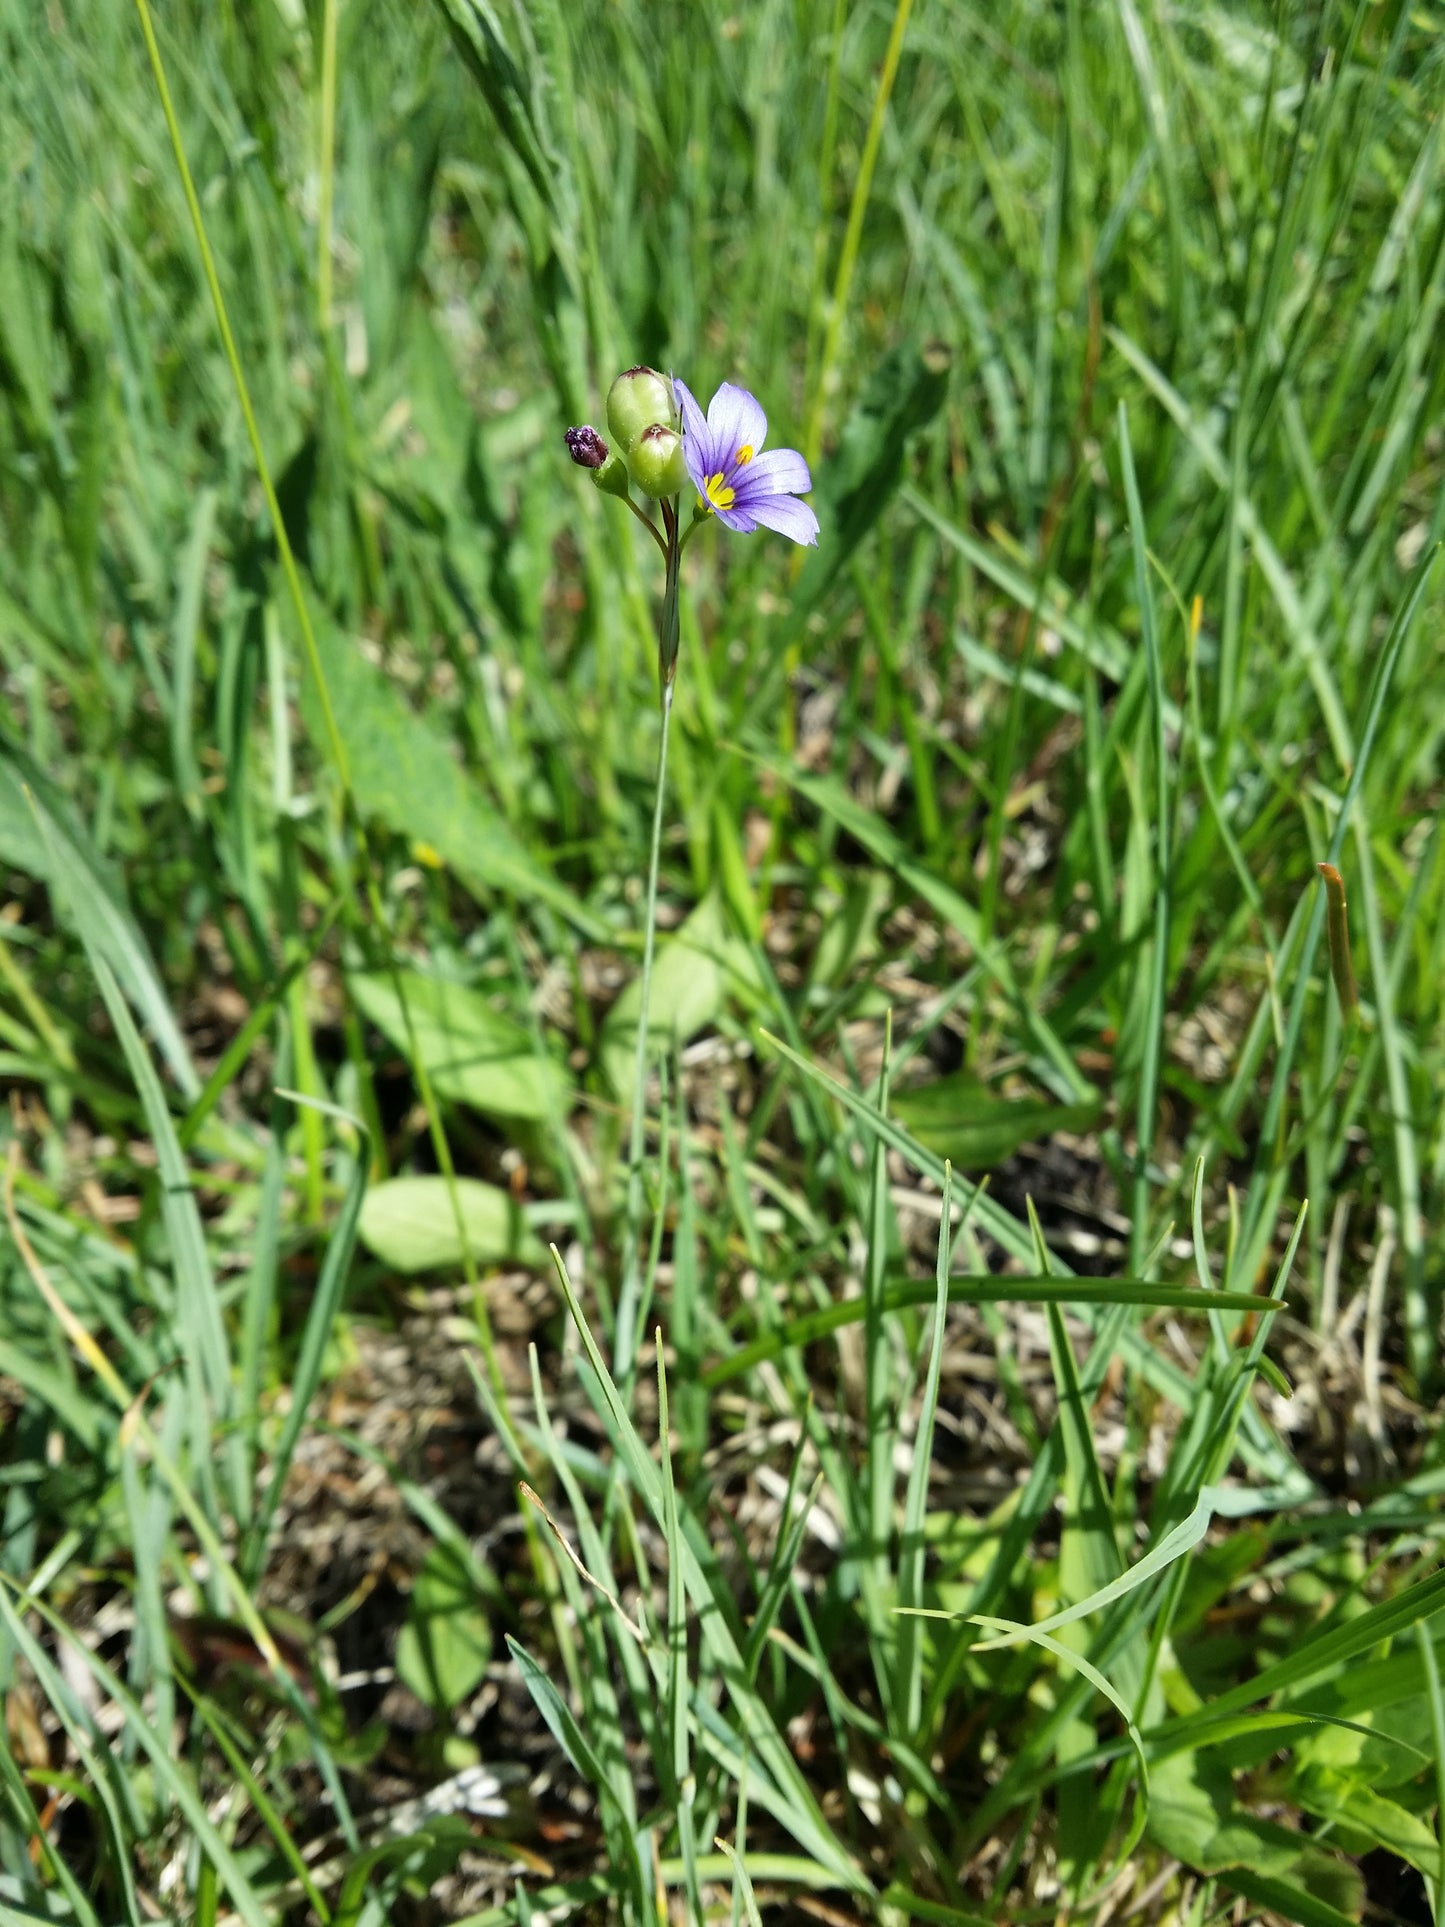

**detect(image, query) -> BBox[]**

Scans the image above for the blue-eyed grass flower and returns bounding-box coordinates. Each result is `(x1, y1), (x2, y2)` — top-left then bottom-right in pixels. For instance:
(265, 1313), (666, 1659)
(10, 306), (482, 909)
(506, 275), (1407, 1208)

(673, 377), (819, 547)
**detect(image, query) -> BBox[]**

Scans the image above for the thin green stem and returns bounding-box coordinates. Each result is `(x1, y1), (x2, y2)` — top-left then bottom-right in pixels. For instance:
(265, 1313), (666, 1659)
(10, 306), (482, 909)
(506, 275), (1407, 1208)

(624, 493), (669, 558)
(1118, 405), (1171, 1275)
(316, 0), (340, 332)
(613, 674), (675, 1383)
(658, 501), (681, 686)
(678, 503), (708, 554)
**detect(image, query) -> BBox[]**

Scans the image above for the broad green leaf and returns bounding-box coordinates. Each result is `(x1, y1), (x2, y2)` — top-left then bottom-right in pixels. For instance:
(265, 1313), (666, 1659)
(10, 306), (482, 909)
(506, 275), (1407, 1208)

(893, 1072), (1102, 1169)
(396, 1542), (494, 1711)
(601, 893), (758, 1096)
(299, 614), (604, 939)
(351, 969), (568, 1121)
(1267, 1660), (1443, 1828)
(1156, 1563), (1445, 1751)
(358, 1176), (544, 1273)
(1222, 1871), (1365, 1927)
(1149, 1750), (1361, 1918)
(1290, 1772), (1440, 1882)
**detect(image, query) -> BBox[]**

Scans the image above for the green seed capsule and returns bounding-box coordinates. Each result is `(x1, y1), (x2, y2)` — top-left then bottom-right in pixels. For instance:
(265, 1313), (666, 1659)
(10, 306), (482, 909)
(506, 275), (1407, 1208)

(627, 423), (687, 499)
(606, 366), (677, 452)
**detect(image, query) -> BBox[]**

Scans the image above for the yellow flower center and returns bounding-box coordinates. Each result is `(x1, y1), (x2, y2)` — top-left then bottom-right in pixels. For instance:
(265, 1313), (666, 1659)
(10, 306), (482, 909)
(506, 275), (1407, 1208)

(697, 448), (754, 514)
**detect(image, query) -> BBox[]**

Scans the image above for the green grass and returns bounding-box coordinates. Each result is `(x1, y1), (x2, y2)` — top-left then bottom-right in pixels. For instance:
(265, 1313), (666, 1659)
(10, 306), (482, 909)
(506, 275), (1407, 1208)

(1, 0), (1444, 1921)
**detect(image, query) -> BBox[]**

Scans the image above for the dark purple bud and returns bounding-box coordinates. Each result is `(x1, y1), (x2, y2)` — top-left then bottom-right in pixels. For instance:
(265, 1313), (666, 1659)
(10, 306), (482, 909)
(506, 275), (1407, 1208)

(565, 425), (609, 469)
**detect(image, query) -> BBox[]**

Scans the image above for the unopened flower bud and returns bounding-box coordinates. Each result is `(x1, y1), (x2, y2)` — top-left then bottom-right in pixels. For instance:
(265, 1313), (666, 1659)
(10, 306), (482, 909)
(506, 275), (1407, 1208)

(606, 366), (677, 453)
(628, 423), (687, 499)
(564, 423), (630, 498)
(565, 424), (609, 468)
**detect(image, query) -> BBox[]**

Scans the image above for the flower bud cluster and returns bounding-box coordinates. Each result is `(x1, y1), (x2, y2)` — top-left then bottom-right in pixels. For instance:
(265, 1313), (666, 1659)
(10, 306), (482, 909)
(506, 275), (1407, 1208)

(564, 365), (684, 501)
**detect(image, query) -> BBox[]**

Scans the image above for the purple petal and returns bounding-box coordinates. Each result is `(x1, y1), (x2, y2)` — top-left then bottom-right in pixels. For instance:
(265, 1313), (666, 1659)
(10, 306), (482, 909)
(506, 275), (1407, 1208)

(706, 382), (768, 463)
(733, 446), (811, 498)
(673, 376), (708, 447)
(742, 492), (820, 546)
(673, 375), (719, 493)
(712, 502), (759, 534)
(682, 437), (710, 497)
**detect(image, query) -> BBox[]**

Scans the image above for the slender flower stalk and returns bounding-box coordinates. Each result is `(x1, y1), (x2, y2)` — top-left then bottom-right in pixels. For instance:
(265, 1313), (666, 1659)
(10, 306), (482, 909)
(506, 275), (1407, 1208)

(565, 367), (818, 1384)
(625, 492), (670, 560)
(612, 672), (674, 1379)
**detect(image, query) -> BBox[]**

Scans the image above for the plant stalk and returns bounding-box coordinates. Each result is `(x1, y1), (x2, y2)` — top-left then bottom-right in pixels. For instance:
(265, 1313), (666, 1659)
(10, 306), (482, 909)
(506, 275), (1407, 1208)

(613, 508), (681, 1381)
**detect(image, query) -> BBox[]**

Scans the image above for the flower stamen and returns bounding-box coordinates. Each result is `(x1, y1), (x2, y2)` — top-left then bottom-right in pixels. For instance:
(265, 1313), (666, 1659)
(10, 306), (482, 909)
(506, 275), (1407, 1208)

(704, 472), (736, 511)
(735, 445), (754, 466)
